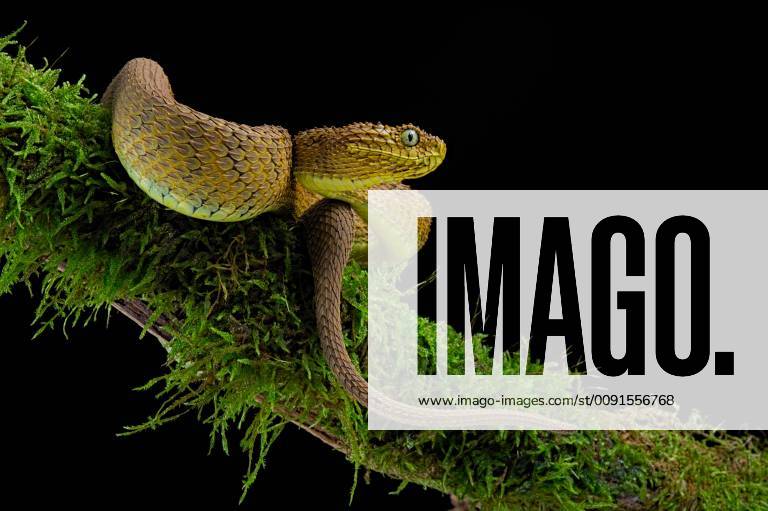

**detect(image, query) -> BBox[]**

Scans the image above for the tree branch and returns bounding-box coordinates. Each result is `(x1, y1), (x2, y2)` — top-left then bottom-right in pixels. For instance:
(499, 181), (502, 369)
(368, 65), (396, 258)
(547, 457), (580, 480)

(55, 260), (350, 454)
(111, 294), (351, 454)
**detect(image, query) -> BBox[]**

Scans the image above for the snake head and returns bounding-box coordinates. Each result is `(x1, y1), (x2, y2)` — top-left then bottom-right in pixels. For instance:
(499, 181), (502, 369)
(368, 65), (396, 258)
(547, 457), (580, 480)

(294, 122), (446, 195)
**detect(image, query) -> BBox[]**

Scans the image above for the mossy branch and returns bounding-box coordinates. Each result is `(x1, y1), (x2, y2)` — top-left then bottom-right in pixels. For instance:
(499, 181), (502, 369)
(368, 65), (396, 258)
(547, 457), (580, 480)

(2, 28), (766, 509)
(106, 290), (350, 453)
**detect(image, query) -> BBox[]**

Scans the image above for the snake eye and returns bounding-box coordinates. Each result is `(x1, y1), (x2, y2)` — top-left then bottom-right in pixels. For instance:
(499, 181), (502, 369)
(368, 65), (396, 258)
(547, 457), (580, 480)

(400, 128), (419, 147)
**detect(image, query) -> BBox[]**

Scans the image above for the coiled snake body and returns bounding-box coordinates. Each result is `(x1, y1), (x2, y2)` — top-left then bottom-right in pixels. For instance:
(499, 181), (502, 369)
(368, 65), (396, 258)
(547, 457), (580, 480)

(103, 59), (446, 406)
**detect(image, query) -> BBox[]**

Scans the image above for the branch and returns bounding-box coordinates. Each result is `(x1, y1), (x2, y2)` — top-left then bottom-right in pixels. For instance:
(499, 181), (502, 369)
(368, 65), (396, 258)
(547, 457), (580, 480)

(112, 293), (351, 454)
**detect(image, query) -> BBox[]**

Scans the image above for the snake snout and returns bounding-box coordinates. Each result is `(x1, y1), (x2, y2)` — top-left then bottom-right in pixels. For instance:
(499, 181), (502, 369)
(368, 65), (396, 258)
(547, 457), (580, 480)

(418, 139), (447, 176)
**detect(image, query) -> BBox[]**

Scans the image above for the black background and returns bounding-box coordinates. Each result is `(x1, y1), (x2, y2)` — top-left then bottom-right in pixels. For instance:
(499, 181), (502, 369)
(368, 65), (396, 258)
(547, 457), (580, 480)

(1, 7), (761, 509)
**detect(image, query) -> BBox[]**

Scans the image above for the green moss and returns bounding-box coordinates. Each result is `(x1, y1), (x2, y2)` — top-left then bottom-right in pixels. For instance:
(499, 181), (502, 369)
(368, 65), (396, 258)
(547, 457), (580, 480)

(1, 28), (766, 509)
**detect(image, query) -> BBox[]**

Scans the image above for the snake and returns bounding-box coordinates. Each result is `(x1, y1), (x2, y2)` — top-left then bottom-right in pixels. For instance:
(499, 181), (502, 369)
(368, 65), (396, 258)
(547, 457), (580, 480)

(101, 59), (577, 429)
(101, 58), (446, 407)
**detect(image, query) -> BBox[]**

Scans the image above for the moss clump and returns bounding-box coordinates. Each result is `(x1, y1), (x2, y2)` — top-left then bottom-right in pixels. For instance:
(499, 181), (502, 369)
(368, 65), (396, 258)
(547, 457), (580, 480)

(1, 27), (766, 509)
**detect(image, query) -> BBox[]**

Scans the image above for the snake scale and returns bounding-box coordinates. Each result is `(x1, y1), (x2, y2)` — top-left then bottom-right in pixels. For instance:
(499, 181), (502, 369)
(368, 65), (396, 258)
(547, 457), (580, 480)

(102, 58), (446, 406)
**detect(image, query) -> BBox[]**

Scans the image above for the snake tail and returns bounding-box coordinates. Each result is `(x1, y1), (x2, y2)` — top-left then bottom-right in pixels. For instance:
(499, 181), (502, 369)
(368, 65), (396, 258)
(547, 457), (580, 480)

(304, 200), (368, 406)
